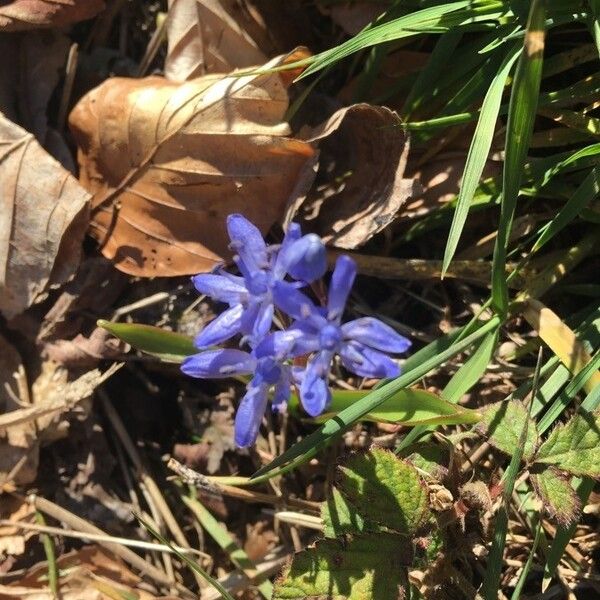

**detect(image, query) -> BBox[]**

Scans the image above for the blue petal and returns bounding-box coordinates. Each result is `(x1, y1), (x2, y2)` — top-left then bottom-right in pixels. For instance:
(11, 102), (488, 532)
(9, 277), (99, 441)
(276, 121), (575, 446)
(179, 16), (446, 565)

(194, 304), (244, 348)
(192, 273), (247, 305)
(327, 255), (356, 321)
(272, 280), (317, 321)
(300, 351), (333, 416)
(255, 328), (319, 359)
(227, 214), (268, 274)
(272, 367), (291, 413)
(277, 234), (326, 283)
(181, 348), (255, 378)
(234, 384), (269, 447)
(339, 341), (400, 378)
(252, 301), (274, 343)
(341, 318), (411, 354)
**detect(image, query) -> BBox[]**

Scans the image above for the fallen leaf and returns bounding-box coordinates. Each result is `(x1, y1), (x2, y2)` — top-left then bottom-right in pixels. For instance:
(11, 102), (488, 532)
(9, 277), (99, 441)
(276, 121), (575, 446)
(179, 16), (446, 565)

(0, 30), (69, 146)
(0, 546), (168, 600)
(0, 497), (35, 556)
(69, 50), (315, 277)
(165, 0), (268, 80)
(0, 0), (105, 31)
(318, 1), (388, 35)
(0, 115), (90, 318)
(286, 103), (417, 249)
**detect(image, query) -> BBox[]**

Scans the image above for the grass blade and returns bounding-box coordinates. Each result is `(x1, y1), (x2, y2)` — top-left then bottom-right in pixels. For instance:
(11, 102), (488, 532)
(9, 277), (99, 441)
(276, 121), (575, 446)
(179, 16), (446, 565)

(136, 513), (236, 600)
(442, 44), (521, 275)
(491, 0), (546, 315)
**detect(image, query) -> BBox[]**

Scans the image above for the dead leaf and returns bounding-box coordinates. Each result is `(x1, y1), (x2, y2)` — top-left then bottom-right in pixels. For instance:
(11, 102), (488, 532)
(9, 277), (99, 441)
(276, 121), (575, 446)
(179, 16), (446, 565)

(0, 114), (90, 319)
(0, 546), (170, 600)
(0, 0), (105, 31)
(285, 103), (417, 249)
(69, 50), (315, 277)
(0, 497), (35, 556)
(43, 326), (128, 368)
(165, 0), (269, 80)
(0, 30), (69, 147)
(318, 1), (388, 35)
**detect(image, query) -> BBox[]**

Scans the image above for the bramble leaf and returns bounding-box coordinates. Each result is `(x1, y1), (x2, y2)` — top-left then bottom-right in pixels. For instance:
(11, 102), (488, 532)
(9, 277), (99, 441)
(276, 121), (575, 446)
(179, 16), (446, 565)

(273, 533), (411, 600)
(477, 400), (539, 461)
(321, 488), (381, 538)
(531, 467), (581, 526)
(337, 448), (430, 533)
(534, 410), (600, 477)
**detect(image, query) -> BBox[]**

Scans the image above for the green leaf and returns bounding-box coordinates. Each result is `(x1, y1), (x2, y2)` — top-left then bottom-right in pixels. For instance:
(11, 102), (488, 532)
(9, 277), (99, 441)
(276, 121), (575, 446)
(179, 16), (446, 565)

(321, 488), (380, 538)
(98, 319), (196, 363)
(399, 442), (450, 478)
(477, 400), (539, 461)
(442, 43), (520, 274)
(293, 388), (482, 426)
(533, 159), (599, 231)
(535, 408), (600, 477)
(531, 466), (581, 526)
(491, 0), (546, 314)
(273, 533), (411, 600)
(337, 449), (430, 534)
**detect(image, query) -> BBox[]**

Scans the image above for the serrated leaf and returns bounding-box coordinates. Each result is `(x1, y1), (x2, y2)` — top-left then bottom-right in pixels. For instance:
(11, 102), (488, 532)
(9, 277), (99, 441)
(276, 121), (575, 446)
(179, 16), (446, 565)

(478, 401), (539, 461)
(321, 488), (381, 538)
(534, 410), (600, 477)
(531, 467), (581, 526)
(273, 533), (411, 600)
(98, 319), (196, 363)
(337, 448), (430, 533)
(398, 442), (450, 478)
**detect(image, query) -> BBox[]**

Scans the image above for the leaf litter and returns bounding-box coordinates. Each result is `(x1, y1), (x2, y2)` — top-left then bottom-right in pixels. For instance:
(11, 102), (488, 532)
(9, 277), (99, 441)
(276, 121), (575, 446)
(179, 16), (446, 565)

(0, 1), (598, 599)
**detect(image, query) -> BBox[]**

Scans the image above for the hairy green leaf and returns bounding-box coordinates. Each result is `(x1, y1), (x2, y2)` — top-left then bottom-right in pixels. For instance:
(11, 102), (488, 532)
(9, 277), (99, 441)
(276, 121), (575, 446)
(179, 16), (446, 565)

(337, 449), (430, 533)
(98, 319), (196, 363)
(322, 488), (381, 538)
(531, 466), (581, 526)
(273, 533), (411, 600)
(478, 401), (539, 461)
(535, 409), (600, 477)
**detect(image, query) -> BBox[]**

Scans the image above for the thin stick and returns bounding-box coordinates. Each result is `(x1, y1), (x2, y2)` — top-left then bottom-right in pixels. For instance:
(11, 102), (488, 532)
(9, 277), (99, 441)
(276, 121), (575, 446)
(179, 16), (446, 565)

(57, 43), (78, 132)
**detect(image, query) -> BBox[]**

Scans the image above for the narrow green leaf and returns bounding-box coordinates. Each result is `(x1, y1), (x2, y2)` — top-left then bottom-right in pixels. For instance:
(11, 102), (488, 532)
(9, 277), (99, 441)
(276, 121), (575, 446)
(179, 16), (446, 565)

(182, 494), (272, 598)
(511, 522), (542, 600)
(98, 319), (196, 363)
(337, 449), (430, 534)
(533, 167), (600, 252)
(588, 0), (600, 56)
(136, 513), (235, 600)
(535, 406), (600, 477)
(273, 533), (411, 600)
(442, 44), (520, 274)
(531, 466), (581, 526)
(477, 400), (539, 461)
(293, 388), (481, 426)
(491, 0), (546, 315)
(252, 316), (501, 479)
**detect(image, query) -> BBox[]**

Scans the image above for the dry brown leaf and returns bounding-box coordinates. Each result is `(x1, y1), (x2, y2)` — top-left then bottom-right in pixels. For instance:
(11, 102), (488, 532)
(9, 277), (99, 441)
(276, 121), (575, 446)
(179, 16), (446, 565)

(0, 497), (35, 556)
(318, 1), (388, 35)
(165, 0), (269, 80)
(0, 546), (170, 600)
(286, 103), (416, 249)
(0, 114), (90, 318)
(69, 51), (315, 276)
(0, 0), (105, 31)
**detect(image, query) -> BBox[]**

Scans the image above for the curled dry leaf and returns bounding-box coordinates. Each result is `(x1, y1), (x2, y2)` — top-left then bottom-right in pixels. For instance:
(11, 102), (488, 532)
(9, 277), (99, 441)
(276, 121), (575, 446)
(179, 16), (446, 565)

(165, 0), (269, 80)
(0, 115), (90, 319)
(69, 50), (315, 277)
(0, 0), (105, 31)
(286, 103), (417, 249)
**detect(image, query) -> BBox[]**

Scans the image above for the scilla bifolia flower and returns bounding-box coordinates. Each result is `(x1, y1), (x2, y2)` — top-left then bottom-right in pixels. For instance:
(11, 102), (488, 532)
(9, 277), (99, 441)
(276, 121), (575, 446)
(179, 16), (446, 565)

(182, 215), (410, 447)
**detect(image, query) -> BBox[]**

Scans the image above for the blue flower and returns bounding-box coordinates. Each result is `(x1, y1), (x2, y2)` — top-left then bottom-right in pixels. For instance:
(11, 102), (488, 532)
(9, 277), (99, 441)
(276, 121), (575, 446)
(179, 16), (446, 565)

(192, 214), (326, 349)
(257, 255), (411, 417)
(181, 348), (292, 447)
